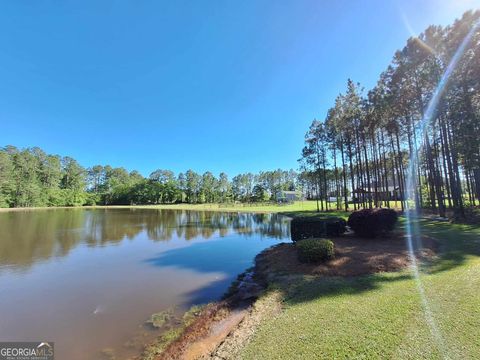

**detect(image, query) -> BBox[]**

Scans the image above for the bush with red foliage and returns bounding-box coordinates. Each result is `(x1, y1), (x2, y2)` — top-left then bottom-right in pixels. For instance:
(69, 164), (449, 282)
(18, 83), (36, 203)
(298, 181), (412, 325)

(347, 208), (398, 238)
(290, 216), (346, 242)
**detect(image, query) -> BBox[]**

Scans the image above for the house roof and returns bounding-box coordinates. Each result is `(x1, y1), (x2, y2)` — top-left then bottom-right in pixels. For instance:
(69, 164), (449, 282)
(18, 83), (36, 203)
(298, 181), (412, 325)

(353, 186), (400, 193)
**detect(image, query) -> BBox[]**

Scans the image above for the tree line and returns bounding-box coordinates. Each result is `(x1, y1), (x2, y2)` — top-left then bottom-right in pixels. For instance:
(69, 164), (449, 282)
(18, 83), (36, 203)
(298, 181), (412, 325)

(300, 10), (480, 216)
(0, 145), (298, 208)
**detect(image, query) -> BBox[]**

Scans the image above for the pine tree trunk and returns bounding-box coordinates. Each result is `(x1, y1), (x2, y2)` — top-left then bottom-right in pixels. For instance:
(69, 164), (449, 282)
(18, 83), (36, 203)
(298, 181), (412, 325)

(347, 139), (356, 211)
(340, 140), (348, 211)
(333, 146), (340, 210)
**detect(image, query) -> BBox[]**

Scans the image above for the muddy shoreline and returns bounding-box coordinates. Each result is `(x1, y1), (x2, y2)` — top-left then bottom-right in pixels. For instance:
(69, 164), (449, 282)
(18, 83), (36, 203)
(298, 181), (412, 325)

(143, 266), (268, 360)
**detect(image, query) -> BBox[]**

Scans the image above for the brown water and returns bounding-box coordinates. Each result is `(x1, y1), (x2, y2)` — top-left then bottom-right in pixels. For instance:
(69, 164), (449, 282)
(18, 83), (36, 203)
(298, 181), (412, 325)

(0, 208), (289, 359)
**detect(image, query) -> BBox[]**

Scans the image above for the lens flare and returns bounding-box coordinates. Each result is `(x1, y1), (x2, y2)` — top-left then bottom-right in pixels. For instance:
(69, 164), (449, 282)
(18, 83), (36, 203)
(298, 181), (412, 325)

(400, 11), (437, 55)
(404, 18), (480, 358)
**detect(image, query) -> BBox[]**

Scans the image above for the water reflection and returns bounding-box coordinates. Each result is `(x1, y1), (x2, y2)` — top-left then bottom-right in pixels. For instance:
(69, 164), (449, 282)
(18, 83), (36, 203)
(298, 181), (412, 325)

(0, 209), (289, 272)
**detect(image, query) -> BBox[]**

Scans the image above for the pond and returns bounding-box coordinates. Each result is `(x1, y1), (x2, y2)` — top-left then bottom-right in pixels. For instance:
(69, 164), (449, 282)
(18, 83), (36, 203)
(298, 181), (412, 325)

(0, 208), (290, 359)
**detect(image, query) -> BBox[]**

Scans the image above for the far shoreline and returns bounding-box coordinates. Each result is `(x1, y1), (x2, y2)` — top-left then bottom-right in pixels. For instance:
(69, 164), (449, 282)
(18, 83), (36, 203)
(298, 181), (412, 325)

(0, 201), (340, 215)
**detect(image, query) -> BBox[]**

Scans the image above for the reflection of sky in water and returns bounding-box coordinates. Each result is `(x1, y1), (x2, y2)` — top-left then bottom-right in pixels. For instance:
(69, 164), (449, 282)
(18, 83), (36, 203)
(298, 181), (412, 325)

(146, 236), (274, 273)
(0, 209), (290, 360)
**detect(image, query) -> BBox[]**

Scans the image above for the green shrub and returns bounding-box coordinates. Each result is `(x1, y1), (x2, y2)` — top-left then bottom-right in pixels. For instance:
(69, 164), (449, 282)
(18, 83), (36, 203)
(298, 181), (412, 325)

(84, 193), (100, 206)
(296, 238), (335, 263)
(347, 208), (398, 238)
(291, 217), (346, 242)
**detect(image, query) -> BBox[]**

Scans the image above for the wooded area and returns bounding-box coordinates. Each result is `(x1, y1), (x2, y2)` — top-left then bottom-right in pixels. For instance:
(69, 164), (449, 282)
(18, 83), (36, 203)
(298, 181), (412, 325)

(0, 145), (297, 207)
(300, 11), (480, 216)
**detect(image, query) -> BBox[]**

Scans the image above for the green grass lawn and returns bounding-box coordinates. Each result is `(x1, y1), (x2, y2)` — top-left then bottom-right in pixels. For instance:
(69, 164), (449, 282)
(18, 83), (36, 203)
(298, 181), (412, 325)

(239, 219), (480, 359)
(116, 200), (327, 213)
(102, 200), (402, 213)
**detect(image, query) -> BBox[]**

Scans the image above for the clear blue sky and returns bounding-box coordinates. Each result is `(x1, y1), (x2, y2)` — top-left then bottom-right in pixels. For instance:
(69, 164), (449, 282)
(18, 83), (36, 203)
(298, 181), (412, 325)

(1, 0), (479, 177)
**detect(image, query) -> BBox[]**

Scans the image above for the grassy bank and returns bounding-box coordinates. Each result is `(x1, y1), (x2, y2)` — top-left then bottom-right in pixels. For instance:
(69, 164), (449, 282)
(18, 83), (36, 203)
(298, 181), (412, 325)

(0, 200), (405, 214)
(0, 201), (324, 213)
(239, 218), (480, 359)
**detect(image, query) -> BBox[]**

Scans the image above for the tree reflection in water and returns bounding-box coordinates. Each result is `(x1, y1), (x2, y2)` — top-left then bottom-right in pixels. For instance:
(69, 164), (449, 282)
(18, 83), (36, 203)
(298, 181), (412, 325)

(0, 209), (290, 271)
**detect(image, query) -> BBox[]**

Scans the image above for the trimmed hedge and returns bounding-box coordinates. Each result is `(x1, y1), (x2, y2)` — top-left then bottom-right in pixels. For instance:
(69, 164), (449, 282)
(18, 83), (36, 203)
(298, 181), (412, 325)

(291, 217), (346, 242)
(347, 208), (398, 238)
(297, 238), (335, 263)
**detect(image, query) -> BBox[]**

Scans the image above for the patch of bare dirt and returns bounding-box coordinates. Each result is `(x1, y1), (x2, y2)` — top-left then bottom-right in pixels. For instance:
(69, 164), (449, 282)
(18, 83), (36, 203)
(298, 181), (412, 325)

(153, 302), (231, 360)
(186, 308), (247, 360)
(208, 291), (282, 360)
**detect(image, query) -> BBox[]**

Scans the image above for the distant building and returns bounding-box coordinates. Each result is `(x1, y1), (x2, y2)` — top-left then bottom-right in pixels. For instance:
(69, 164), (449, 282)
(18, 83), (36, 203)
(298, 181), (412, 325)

(352, 186), (402, 201)
(275, 190), (303, 203)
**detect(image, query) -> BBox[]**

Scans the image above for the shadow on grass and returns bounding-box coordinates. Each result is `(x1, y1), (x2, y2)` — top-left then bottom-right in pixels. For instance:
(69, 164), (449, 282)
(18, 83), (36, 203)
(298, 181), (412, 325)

(415, 219), (480, 274)
(274, 272), (414, 306)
